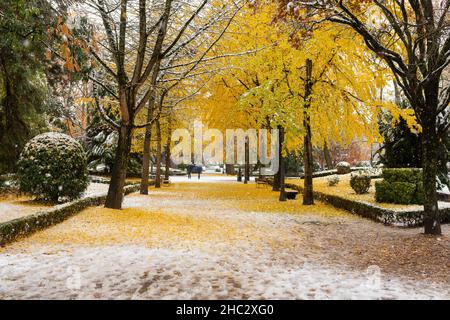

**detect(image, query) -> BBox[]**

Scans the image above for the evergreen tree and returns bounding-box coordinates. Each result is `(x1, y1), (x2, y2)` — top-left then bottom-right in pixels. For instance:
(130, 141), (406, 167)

(379, 109), (450, 189)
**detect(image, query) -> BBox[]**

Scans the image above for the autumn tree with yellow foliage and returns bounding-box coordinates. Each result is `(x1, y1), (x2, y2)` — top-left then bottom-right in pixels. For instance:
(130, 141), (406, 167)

(192, 2), (414, 203)
(278, 0), (450, 236)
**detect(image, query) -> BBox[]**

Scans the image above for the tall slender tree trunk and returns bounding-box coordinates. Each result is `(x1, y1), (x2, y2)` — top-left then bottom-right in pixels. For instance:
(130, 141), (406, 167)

(323, 141), (333, 170)
(244, 137), (250, 184)
(421, 82), (441, 235)
(422, 123), (441, 235)
(140, 97), (155, 195)
(303, 59), (314, 205)
(155, 118), (162, 188)
(164, 123), (172, 181)
(105, 124), (133, 209)
(273, 125), (284, 192)
(272, 171), (280, 191)
(279, 126), (286, 201)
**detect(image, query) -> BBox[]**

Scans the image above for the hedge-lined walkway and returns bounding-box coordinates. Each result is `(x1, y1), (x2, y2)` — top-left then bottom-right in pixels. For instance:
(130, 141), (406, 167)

(286, 175), (450, 226)
(0, 179), (449, 299)
(288, 174), (450, 212)
(0, 183), (110, 224)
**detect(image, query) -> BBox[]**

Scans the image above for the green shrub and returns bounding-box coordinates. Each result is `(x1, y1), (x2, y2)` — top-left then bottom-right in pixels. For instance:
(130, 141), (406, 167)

(375, 181), (417, 204)
(336, 162), (351, 175)
(375, 181), (388, 203)
(126, 154), (143, 178)
(415, 181), (425, 204)
(17, 132), (89, 202)
(382, 168), (422, 184)
(327, 175), (340, 187)
(350, 172), (371, 194)
(376, 168), (424, 205)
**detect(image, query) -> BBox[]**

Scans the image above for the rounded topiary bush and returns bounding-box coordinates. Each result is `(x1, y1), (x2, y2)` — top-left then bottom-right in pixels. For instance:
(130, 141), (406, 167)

(336, 161), (351, 174)
(17, 132), (89, 202)
(350, 171), (371, 194)
(327, 175), (340, 187)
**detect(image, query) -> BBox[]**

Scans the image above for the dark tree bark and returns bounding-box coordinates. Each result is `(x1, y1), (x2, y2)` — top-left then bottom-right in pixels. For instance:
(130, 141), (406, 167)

(421, 81), (442, 235)
(164, 122), (172, 181)
(279, 125), (287, 201)
(140, 97), (155, 195)
(422, 122), (441, 235)
(323, 141), (333, 170)
(272, 170), (281, 191)
(105, 124), (133, 208)
(303, 59), (314, 205)
(94, 0), (174, 209)
(155, 117), (162, 188)
(273, 124), (284, 192)
(244, 137), (250, 184)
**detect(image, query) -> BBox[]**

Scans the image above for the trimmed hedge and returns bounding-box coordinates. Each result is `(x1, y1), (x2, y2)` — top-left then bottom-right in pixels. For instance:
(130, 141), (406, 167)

(0, 184), (143, 246)
(375, 181), (416, 204)
(297, 167), (380, 179)
(267, 179), (449, 227)
(281, 181), (396, 225)
(376, 168), (424, 205)
(382, 168), (422, 184)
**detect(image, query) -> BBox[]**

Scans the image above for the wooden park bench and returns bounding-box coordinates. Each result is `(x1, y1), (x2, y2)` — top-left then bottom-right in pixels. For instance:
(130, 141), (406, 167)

(255, 176), (269, 188)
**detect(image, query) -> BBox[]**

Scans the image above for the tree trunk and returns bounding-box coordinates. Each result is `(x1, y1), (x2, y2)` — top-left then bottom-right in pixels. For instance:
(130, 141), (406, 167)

(272, 170), (280, 191)
(421, 91), (441, 235)
(155, 118), (162, 188)
(279, 126), (287, 201)
(140, 98), (155, 195)
(244, 137), (250, 184)
(323, 141), (333, 170)
(105, 124), (133, 209)
(303, 59), (314, 205)
(226, 164), (235, 175)
(164, 126), (172, 181)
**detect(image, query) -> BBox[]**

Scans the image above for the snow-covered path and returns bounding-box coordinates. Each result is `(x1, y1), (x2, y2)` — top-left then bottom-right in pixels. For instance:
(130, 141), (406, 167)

(0, 177), (449, 299)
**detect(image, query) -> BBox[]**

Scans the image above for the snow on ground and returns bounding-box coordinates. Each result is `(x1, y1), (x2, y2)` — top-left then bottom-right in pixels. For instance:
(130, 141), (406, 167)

(170, 174), (246, 184)
(0, 177), (449, 300)
(0, 196), (51, 224)
(0, 183), (109, 223)
(1, 245), (448, 300)
(83, 182), (110, 197)
(441, 185), (450, 195)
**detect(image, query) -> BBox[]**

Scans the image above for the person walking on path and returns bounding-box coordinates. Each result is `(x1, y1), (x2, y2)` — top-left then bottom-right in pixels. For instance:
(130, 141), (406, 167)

(187, 164), (193, 180)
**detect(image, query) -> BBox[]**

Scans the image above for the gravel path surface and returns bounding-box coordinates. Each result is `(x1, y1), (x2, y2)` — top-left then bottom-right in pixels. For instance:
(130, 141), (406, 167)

(0, 177), (448, 299)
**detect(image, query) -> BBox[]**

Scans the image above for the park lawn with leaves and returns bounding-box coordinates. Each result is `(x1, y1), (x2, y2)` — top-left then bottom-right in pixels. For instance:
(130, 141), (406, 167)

(168, 182), (355, 218)
(0, 194), (52, 224)
(0, 181), (449, 299)
(0, 183), (110, 223)
(287, 175), (450, 212)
